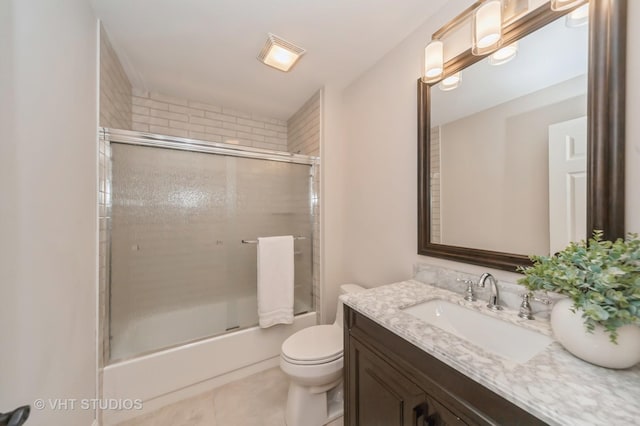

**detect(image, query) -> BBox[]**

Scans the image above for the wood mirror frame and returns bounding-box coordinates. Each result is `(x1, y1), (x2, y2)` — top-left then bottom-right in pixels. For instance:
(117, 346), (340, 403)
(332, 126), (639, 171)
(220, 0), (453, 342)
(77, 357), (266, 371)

(417, 0), (626, 272)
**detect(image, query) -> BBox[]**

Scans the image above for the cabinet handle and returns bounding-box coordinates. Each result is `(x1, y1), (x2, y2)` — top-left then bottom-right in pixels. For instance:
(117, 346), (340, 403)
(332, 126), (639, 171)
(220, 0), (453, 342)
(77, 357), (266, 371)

(426, 413), (440, 426)
(414, 402), (430, 426)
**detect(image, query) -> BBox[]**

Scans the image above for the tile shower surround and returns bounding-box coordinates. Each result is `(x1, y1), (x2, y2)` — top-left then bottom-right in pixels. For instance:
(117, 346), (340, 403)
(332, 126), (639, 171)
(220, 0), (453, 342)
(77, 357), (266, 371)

(97, 136), (112, 414)
(98, 128), (319, 361)
(131, 89), (288, 152)
(99, 25), (132, 130)
(429, 127), (441, 243)
(287, 90), (320, 156)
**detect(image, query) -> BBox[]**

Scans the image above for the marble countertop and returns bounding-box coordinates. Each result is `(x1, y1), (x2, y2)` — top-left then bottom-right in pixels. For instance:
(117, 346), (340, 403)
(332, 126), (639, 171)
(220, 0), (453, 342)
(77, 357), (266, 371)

(341, 279), (640, 426)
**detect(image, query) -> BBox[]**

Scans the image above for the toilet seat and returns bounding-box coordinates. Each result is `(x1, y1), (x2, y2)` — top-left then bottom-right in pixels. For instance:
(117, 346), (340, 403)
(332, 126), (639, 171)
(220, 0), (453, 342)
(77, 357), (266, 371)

(281, 351), (343, 365)
(281, 325), (343, 365)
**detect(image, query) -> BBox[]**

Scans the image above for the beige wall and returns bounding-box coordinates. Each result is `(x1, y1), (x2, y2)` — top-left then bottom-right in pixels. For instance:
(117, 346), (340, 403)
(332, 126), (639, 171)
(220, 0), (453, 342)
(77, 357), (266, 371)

(320, 84), (348, 322)
(0, 1), (98, 425)
(440, 76), (586, 255)
(100, 25), (132, 129)
(332, 1), (640, 298)
(338, 2), (465, 289)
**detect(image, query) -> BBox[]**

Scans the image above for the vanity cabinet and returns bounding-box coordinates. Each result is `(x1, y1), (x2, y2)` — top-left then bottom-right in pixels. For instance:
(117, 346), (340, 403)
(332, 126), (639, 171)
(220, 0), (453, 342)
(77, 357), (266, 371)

(344, 306), (547, 426)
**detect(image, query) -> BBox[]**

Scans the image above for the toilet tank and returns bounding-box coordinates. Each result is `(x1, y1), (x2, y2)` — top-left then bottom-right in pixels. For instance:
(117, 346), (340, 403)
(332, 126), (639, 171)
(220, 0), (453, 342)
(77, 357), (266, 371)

(334, 284), (366, 328)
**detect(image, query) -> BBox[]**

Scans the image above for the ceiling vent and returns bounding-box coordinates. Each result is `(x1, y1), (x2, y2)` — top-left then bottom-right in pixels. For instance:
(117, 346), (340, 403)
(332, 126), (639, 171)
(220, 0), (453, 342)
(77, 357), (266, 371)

(257, 33), (306, 72)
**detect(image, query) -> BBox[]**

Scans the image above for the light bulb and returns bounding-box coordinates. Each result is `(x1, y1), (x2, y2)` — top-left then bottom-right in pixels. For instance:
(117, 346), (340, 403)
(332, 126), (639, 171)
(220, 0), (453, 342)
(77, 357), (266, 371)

(473, 0), (502, 55)
(489, 42), (518, 65)
(423, 40), (444, 83)
(439, 72), (462, 91)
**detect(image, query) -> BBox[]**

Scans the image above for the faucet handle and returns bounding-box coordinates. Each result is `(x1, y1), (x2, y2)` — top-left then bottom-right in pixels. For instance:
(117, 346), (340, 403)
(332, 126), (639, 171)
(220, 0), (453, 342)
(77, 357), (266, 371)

(456, 278), (476, 302)
(518, 293), (534, 320)
(531, 294), (552, 305)
(518, 292), (551, 320)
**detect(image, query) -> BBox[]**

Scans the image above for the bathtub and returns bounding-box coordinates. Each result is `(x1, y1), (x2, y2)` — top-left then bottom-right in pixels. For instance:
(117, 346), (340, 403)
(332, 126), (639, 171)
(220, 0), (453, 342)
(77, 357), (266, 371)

(110, 295), (312, 361)
(102, 299), (316, 424)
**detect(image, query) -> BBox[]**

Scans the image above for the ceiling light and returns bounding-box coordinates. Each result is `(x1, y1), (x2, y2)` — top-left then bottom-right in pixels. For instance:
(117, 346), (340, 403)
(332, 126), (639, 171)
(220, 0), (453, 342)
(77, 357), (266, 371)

(472, 0), (502, 55)
(422, 40), (444, 83)
(438, 72), (462, 91)
(565, 4), (589, 27)
(488, 42), (518, 65)
(551, 0), (586, 11)
(257, 33), (305, 72)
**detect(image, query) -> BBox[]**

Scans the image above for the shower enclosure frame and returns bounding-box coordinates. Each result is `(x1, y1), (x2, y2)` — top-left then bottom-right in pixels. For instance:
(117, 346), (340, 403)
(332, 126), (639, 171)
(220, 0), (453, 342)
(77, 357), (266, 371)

(98, 127), (319, 366)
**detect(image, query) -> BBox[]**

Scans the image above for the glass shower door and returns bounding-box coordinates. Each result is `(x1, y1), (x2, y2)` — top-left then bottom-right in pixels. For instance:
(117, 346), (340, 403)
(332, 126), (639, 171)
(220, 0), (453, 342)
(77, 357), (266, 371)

(108, 143), (313, 361)
(231, 156), (314, 327)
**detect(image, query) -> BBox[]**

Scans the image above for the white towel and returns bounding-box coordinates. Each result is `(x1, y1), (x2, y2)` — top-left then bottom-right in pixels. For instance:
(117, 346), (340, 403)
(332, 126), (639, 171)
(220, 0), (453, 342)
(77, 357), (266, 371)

(257, 236), (294, 328)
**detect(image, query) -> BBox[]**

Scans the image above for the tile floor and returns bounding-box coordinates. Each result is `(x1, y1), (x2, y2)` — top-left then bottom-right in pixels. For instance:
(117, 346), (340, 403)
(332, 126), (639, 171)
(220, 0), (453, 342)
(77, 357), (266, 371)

(117, 367), (344, 426)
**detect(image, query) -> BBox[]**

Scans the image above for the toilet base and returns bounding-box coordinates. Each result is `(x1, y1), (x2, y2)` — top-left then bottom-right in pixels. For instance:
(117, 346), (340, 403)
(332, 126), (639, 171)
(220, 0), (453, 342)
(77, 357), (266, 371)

(285, 381), (343, 426)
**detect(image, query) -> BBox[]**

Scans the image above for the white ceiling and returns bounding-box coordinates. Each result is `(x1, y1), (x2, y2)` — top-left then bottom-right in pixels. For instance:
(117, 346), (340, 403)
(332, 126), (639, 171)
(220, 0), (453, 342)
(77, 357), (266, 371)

(92, 0), (448, 120)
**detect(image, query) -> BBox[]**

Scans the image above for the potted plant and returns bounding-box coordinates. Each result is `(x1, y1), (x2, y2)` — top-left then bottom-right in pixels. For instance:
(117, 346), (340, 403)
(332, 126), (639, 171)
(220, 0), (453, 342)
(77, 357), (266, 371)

(517, 231), (640, 369)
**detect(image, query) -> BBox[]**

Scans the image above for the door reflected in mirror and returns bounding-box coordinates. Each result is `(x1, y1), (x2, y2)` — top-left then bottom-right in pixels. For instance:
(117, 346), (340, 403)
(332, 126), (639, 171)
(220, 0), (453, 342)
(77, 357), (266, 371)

(429, 15), (588, 256)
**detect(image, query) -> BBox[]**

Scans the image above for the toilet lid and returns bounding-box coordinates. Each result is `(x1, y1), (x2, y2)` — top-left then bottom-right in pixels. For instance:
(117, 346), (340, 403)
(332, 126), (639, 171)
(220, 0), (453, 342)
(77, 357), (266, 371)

(282, 325), (343, 364)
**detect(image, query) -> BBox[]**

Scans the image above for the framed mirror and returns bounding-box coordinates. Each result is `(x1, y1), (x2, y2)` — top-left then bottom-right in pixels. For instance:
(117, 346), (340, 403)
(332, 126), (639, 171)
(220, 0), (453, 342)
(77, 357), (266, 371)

(417, 0), (626, 271)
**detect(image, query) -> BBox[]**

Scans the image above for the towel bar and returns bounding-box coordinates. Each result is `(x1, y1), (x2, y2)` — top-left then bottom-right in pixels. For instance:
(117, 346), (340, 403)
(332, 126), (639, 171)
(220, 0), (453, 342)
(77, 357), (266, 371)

(241, 236), (306, 244)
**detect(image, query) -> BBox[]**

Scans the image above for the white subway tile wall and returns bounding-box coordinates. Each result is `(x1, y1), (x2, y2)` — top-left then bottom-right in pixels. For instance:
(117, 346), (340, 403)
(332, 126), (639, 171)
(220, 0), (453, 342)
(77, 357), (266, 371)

(131, 89), (288, 151)
(98, 146), (107, 366)
(287, 91), (321, 156)
(97, 135), (112, 414)
(430, 127), (441, 243)
(311, 163), (320, 318)
(99, 25), (132, 129)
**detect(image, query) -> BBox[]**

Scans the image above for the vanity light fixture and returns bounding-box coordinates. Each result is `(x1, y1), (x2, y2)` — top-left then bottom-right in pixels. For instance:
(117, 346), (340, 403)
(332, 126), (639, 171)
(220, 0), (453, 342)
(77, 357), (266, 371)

(488, 41), (518, 65)
(472, 0), (503, 55)
(438, 72), (462, 91)
(565, 4), (589, 27)
(422, 40), (444, 83)
(257, 33), (306, 72)
(550, 0), (587, 11)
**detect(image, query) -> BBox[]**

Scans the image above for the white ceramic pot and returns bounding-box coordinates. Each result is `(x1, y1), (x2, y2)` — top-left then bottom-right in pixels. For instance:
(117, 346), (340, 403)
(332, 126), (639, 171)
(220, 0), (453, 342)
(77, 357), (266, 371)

(550, 298), (640, 369)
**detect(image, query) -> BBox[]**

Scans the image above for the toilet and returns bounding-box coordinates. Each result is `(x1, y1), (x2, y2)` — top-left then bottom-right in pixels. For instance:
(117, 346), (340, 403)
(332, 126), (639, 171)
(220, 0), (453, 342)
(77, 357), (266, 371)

(280, 284), (365, 426)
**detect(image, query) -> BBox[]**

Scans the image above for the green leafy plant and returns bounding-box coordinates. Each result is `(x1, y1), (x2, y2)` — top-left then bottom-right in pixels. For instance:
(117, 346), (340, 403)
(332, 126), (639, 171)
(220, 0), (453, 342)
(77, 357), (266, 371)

(517, 231), (640, 343)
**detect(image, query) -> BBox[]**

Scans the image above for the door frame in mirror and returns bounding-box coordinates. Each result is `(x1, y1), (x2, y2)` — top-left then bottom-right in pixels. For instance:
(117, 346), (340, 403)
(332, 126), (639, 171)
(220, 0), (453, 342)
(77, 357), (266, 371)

(417, 0), (626, 272)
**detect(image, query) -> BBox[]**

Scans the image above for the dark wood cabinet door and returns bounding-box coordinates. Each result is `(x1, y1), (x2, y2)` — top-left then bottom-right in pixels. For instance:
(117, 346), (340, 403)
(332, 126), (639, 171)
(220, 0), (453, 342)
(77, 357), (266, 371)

(423, 395), (467, 426)
(349, 338), (426, 426)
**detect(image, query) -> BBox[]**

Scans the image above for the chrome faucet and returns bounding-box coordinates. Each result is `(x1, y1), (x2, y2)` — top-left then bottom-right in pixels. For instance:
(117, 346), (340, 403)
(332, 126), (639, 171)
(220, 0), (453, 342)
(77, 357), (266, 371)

(478, 273), (503, 311)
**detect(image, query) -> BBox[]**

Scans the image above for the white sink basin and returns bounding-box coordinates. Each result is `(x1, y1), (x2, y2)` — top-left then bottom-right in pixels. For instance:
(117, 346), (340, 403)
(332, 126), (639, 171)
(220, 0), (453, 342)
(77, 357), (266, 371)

(402, 299), (552, 363)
